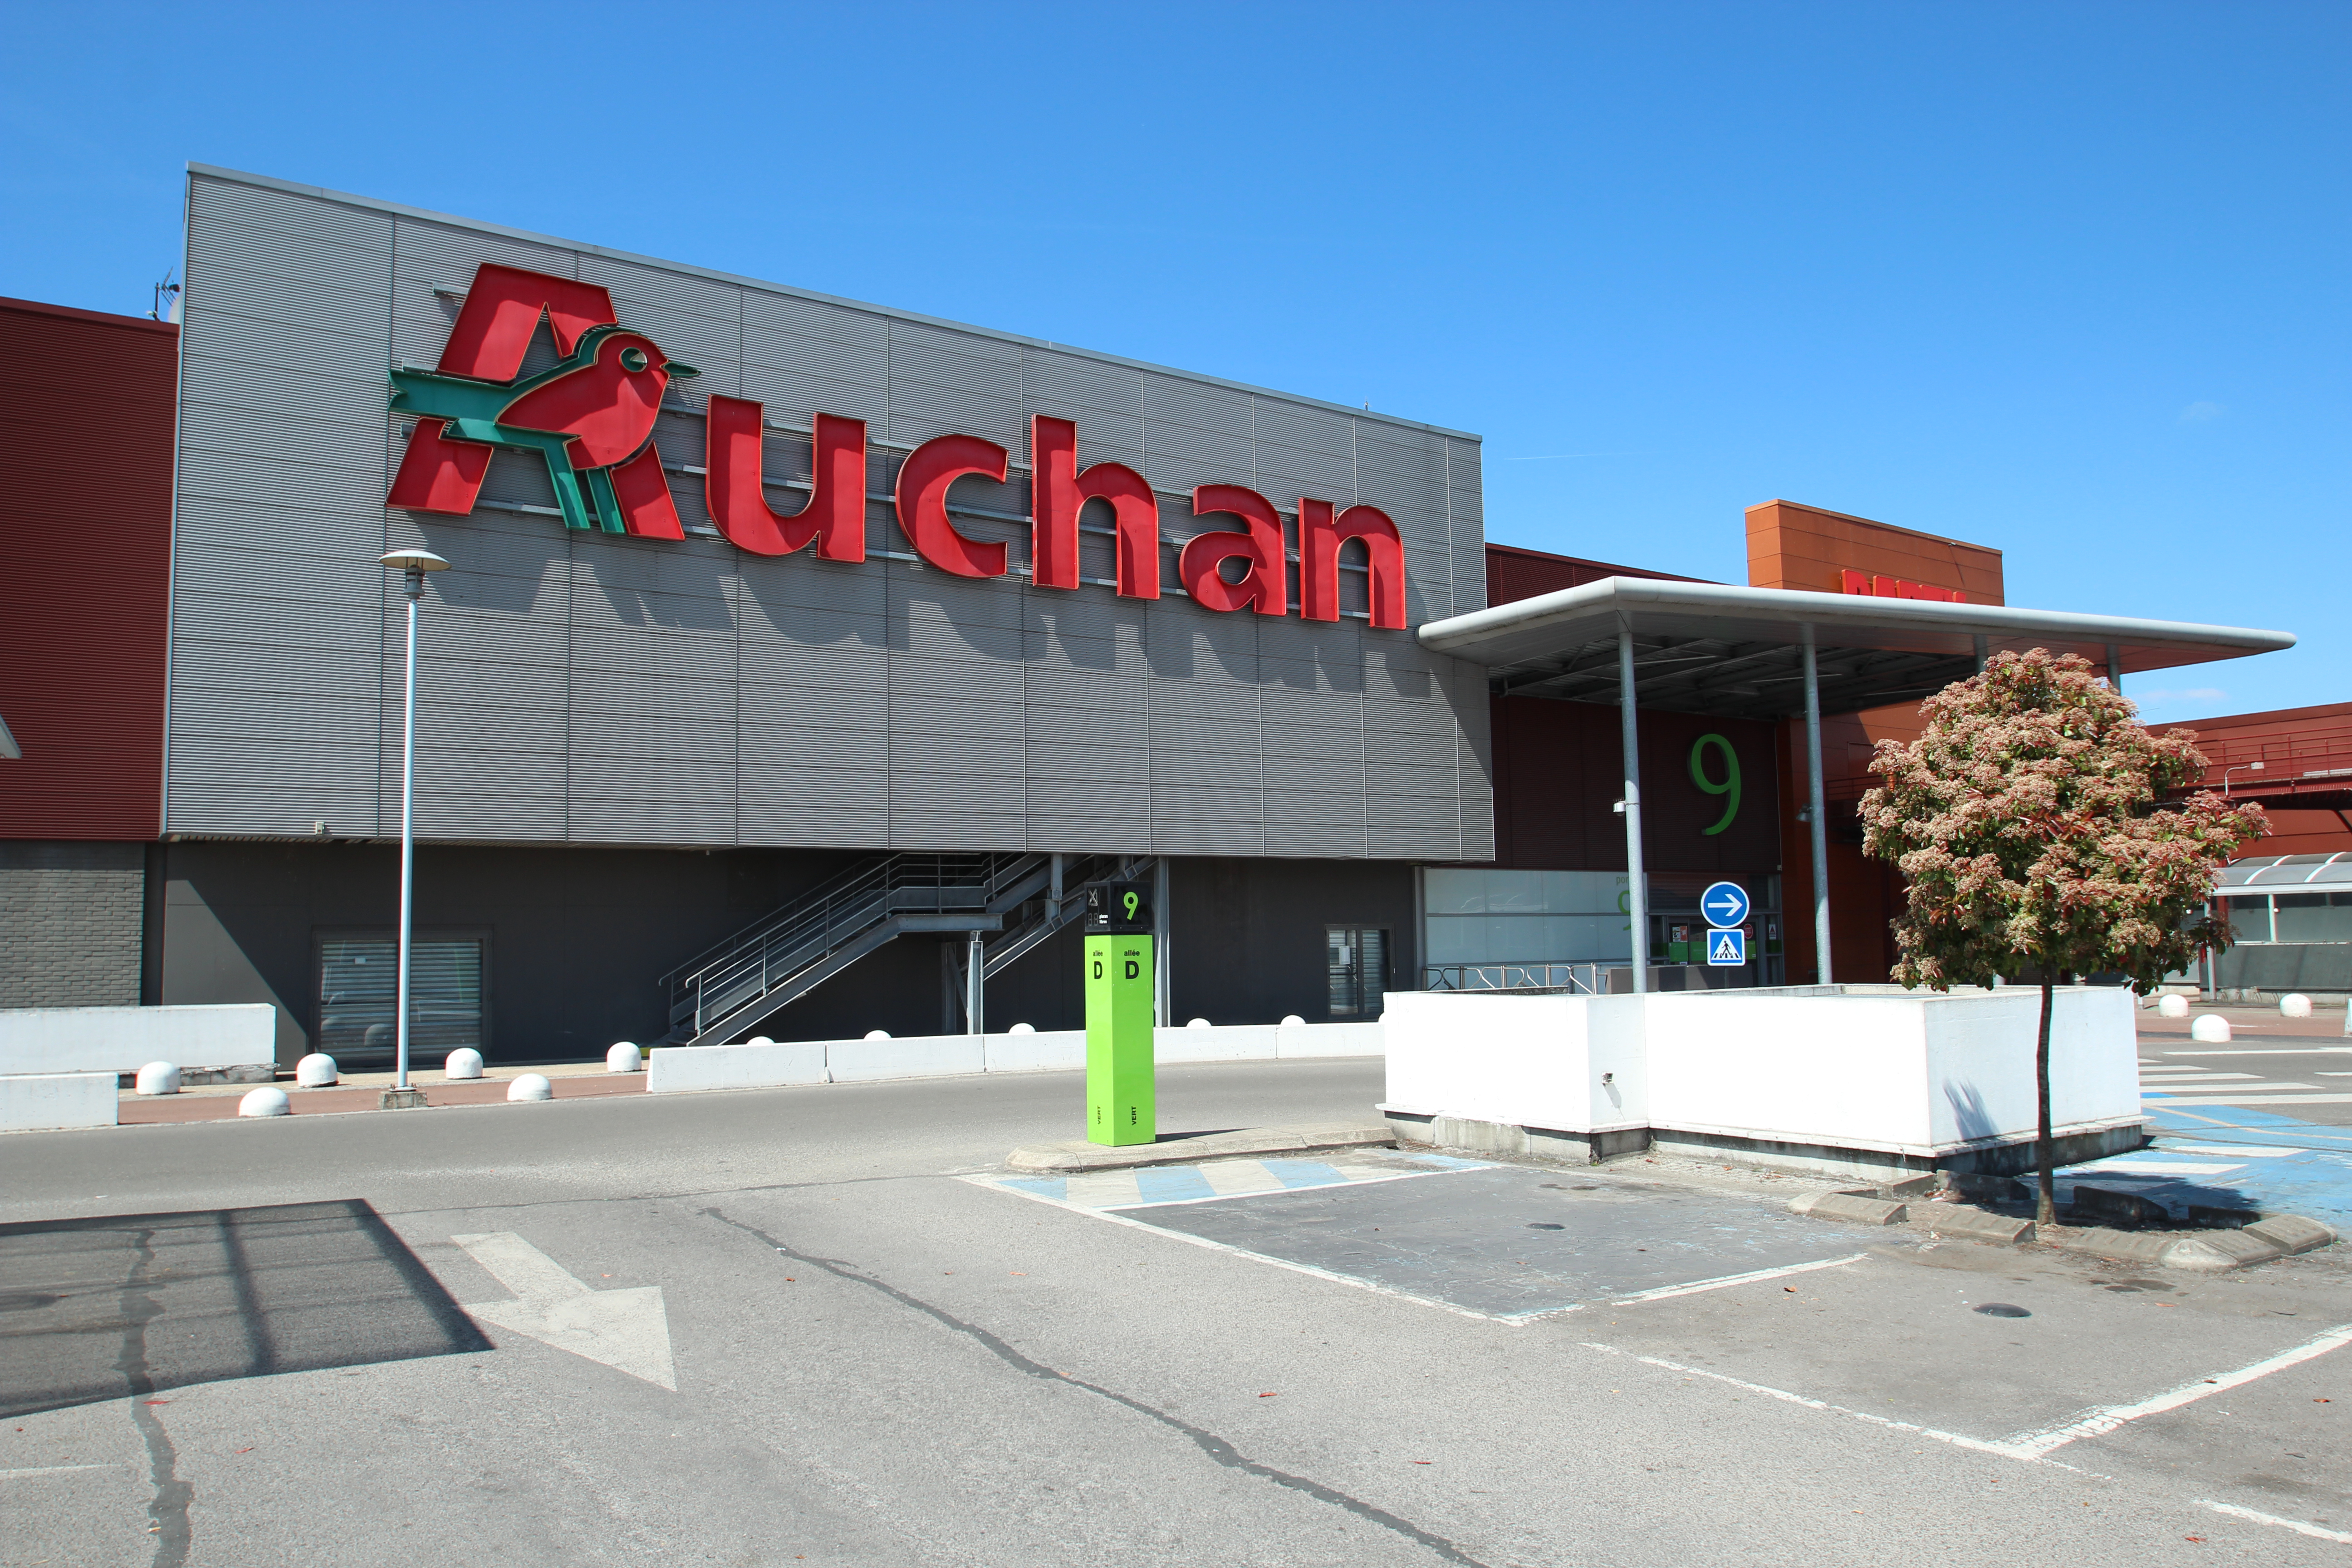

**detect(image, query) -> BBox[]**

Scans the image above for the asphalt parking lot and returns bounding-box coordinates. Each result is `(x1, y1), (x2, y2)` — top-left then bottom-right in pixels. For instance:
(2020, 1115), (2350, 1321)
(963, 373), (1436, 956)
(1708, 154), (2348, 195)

(4, 1058), (2350, 1567)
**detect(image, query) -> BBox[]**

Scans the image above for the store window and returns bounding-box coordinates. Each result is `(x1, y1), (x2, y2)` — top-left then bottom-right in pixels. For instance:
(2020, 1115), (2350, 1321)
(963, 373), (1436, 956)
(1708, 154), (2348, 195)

(2219, 897), (2274, 945)
(1421, 870), (1632, 966)
(2274, 893), (2352, 944)
(316, 932), (488, 1062)
(1327, 927), (1388, 1018)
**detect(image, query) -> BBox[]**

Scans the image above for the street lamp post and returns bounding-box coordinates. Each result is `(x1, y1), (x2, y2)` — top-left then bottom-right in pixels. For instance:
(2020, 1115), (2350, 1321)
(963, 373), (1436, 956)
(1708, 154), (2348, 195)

(379, 548), (451, 1108)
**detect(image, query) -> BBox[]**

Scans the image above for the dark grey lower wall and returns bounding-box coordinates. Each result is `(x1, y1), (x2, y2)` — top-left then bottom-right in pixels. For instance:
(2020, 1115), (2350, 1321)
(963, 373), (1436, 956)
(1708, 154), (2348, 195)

(2216, 943), (2352, 994)
(0, 841), (145, 1008)
(154, 842), (1418, 1065)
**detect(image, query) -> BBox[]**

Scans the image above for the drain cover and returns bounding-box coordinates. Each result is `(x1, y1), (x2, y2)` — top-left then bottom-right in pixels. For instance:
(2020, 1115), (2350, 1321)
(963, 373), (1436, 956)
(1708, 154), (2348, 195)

(1974, 1303), (2031, 1318)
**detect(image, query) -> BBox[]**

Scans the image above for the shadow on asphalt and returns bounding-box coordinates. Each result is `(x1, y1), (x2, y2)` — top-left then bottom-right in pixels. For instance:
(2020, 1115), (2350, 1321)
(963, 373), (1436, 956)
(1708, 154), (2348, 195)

(0, 1199), (490, 1418)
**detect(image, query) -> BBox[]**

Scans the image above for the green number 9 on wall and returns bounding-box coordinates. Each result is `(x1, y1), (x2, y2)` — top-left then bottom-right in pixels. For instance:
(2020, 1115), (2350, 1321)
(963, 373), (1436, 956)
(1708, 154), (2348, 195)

(1689, 733), (1740, 836)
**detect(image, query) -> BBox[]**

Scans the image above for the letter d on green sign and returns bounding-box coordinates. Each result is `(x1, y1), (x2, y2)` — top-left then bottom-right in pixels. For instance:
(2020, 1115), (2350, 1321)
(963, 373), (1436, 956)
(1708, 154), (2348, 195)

(1085, 934), (1156, 1146)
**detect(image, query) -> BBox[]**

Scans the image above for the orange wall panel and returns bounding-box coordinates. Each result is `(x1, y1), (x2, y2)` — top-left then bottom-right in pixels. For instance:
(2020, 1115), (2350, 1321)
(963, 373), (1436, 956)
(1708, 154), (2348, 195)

(1745, 499), (2004, 604)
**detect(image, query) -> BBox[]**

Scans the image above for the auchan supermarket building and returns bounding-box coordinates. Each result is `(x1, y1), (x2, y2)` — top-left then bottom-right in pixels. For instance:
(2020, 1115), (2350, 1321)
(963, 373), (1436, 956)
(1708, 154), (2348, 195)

(0, 166), (2298, 1067)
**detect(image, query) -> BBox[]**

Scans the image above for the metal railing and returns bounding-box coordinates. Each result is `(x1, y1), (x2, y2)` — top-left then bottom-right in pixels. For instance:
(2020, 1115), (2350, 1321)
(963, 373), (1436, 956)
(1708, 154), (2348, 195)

(662, 853), (1044, 1043)
(1421, 962), (1613, 995)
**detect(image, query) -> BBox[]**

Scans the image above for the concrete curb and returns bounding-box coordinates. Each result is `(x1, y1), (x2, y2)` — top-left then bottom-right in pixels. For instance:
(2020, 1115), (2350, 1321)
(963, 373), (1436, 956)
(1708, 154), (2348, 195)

(2247, 1215), (2337, 1254)
(1911, 1205), (2035, 1245)
(1007, 1124), (1393, 1173)
(1789, 1191), (1909, 1225)
(2162, 1230), (2285, 1271)
(2051, 1215), (2337, 1270)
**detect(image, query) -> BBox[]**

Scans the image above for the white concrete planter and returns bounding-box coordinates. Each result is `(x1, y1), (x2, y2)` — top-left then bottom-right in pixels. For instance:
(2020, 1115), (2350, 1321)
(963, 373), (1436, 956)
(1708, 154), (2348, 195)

(1382, 984), (2144, 1180)
(645, 1019), (1386, 1094)
(0, 1072), (118, 1132)
(0, 1004), (276, 1081)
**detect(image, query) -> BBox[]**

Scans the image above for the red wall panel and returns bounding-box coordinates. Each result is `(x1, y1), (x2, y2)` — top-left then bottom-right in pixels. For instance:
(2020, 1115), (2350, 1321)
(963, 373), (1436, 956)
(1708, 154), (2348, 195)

(0, 297), (176, 839)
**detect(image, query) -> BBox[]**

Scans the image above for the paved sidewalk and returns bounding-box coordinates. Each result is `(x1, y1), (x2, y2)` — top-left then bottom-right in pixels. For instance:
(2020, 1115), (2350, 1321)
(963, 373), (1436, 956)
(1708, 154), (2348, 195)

(118, 1068), (645, 1124)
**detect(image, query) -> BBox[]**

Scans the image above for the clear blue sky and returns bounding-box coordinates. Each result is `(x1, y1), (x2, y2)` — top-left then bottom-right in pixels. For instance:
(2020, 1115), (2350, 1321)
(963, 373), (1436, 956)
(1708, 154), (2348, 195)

(7, 3), (2343, 724)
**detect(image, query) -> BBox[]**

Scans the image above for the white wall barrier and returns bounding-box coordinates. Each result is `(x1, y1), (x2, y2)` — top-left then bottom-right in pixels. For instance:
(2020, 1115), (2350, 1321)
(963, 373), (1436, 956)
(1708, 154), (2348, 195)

(0, 1004), (277, 1080)
(1382, 983), (2144, 1177)
(646, 1020), (1383, 1094)
(0, 1072), (119, 1132)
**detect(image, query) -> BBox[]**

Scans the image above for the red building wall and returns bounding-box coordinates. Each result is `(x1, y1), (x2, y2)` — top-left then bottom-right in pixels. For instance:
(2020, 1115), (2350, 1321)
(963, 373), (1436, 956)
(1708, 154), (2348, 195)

(2166, 702), (2352, 857)
(0, 298), (177, 839)
(1482, 545), (1780, 879)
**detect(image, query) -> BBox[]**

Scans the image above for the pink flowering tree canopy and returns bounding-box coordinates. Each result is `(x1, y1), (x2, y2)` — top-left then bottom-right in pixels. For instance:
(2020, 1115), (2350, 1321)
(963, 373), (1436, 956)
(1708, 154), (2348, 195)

(1860, 649), (2265, 992)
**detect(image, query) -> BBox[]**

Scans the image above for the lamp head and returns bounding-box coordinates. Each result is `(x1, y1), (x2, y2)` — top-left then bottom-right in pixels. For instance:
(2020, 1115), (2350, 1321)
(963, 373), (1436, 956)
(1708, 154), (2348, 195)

(380, 549), (451, 574)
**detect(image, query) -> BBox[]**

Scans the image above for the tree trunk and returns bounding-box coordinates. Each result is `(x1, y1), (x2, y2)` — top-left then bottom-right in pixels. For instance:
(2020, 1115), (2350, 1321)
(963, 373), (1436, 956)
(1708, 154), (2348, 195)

(2036, 974), (2057, 1225)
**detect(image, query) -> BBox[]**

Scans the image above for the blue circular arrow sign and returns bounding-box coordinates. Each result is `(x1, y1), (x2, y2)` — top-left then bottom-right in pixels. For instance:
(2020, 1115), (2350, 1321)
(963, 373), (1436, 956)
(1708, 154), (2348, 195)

(1700, 881), (1751, 929)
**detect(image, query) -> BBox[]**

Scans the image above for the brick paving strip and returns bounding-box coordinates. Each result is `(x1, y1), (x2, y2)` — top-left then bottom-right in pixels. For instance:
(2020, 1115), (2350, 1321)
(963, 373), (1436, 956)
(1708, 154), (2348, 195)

(118, 1069), (646, 1125)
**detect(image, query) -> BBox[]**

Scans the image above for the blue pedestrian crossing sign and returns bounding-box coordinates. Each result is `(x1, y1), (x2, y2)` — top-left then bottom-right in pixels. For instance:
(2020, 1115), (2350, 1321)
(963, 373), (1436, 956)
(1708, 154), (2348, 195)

(1700, 881), (1750, 929)
(1707, 927), (1747, 966)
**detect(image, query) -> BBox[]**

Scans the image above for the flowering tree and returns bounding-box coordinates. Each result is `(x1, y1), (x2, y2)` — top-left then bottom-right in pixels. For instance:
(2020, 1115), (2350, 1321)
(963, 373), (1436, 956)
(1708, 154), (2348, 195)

(1859, 649), (2265, 1223)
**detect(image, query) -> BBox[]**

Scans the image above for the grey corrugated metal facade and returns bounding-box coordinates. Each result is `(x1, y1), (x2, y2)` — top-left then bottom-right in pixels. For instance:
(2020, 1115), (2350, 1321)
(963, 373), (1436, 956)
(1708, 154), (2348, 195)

(167, 167), (1494, 861)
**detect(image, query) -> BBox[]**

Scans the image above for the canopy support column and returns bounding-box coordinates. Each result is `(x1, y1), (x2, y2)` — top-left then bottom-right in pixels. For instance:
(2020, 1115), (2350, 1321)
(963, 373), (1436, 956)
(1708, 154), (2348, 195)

(1803, 626), (1833, 986)
(1973, 634), (1988, 675)
(2106, 643), (2123, 696)
(1618, 629), (1649, 994)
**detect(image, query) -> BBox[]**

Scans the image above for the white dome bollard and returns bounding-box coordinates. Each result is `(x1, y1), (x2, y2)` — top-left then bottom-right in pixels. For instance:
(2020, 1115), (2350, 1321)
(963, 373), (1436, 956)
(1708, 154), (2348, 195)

(444, 1048), (484, 1080)
(747, 1035), (775, 1046)
(507, 1073), (554, 1102)
(606, 1041), (643, 1073)
(2156, 994), (2190, 1018)
(1186, 1017), (1212, 1029)
(1008, 1022), (1034, 1034)
(134, 1062), (181, 1096)
(294, 1053), (338, 1088)
(238, 1087), (291, 1117)
(2190, 1014), (2233, 1044)
(1280, 1014), (1305, 1026)
(863, 1029), (891, 1040)
(2280, 994), (2314, 1019)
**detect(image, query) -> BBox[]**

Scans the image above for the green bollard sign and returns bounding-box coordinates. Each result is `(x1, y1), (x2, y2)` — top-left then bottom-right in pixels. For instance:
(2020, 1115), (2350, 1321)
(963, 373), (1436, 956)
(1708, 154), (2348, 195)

(1083, 882), (1156, 1147)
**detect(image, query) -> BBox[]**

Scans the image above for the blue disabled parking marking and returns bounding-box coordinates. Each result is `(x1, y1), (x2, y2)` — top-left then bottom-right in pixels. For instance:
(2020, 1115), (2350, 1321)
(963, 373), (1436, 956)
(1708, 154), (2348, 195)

(1260, 1160), (1346, 1189)
(1002, 1176), (1070, 1201)
(1133, 1165), (1218, 1204)
(2057, 1103), (2352, 1230)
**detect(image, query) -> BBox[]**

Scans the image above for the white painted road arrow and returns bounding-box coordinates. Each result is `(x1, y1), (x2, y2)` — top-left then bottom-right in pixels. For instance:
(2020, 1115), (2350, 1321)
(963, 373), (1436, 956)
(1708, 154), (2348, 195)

(452, 1232), (676, 1391)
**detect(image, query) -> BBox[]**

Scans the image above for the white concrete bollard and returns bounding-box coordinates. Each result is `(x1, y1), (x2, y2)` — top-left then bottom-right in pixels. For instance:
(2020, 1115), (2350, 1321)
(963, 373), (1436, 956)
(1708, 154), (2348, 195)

(2190, 1014), (2233, 1044)
(1186, 1017), (1211, 1029)
(507, 1073), (554, 1102)
(1280, 1014), (1305, 1026)
(444, 1048), (484, 1080)
(863, 1029), (891, 1040)
(606, 1041), (642, 1073)
(135, 1062), (181, 1096)
(238, 1087), (291, 1117)
(2156, 994), (2190, 1018)
(1008, 1022), (1034, 1034)
(747, 1035), (776, 1046)
(2280, 993), (2314, 1019)
(294, 1053), (338, 1088)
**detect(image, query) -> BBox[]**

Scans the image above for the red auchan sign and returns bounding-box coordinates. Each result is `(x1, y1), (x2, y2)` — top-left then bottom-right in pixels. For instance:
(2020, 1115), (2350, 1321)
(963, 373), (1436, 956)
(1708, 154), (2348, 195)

(1838, 568), (1964, 603)
(388, 264), (1407, 629)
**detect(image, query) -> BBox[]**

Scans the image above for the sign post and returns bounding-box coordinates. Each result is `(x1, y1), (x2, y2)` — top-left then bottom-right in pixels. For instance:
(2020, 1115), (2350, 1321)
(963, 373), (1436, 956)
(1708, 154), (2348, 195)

(1083, 882), (1156, 1146)
(1701, 881), (1751, 970)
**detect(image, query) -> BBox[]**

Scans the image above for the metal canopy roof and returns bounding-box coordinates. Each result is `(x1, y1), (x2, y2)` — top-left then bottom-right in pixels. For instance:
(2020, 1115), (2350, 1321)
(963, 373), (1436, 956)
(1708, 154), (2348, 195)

(2217, 853), (2352, 892)
(1417, 578), (2298, 722)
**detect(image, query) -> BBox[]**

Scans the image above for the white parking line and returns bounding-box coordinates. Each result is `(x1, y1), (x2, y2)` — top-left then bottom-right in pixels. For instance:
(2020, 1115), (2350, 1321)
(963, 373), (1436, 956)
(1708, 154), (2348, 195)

(0, 1464), (114, 1480)
(1576, 1341), (2041, 1462)
(1999, 1323), (2352, 1460)
(1609, 1252), (1869, 1305)
(2200, 1500), (2352, 1544)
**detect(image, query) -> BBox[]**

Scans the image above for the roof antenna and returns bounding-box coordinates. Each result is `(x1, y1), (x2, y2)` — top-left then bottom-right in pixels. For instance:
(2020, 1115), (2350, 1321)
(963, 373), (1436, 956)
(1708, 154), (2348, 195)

(151, 270), (181, 322)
